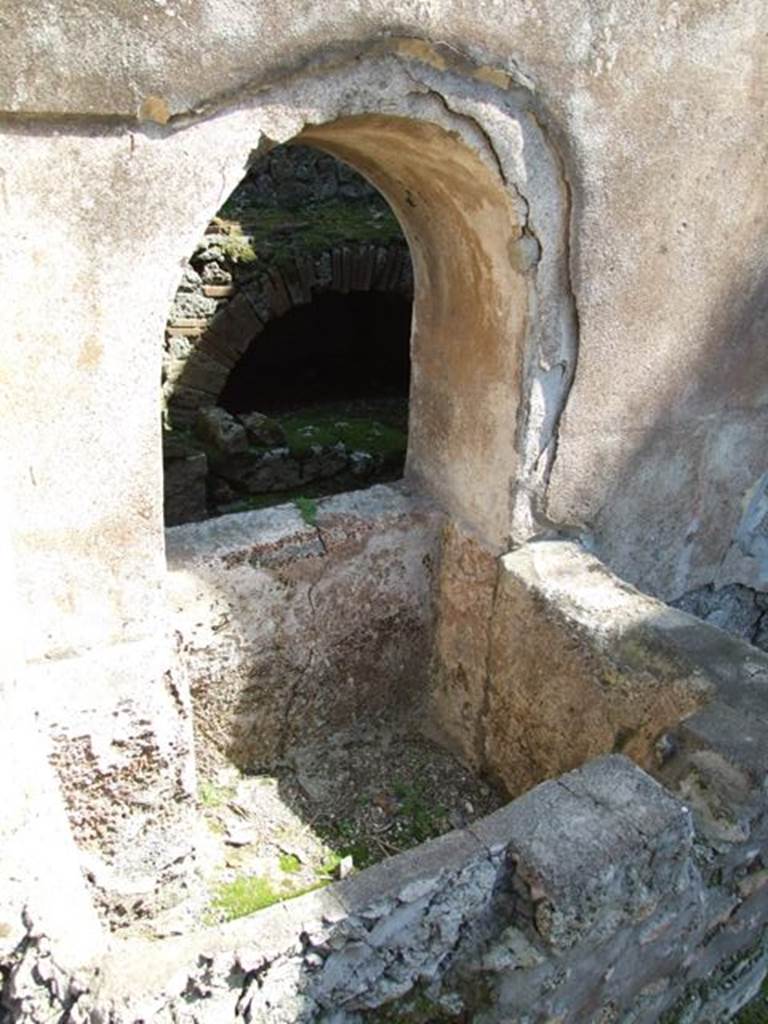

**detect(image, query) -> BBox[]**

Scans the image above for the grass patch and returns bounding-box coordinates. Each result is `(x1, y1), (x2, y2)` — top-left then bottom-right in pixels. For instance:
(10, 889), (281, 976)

(280, 411), (406, 461)
(214, 196), (404, 268)
(209, 873), (328, 922)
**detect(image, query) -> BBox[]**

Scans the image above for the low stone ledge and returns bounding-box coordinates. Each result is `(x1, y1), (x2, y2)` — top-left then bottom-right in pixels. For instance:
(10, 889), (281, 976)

(477, 539), (714, 795)
(62, 756), (693, 1022)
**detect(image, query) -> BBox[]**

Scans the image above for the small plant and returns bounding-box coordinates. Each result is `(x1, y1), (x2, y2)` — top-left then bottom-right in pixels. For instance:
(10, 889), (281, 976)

(294, 495), (318, 527)
(393, 781), (446, 845)
(219, 234), (257, 264)
(279, 852), (301, 874)
(317, 851), (343, 878)
(198, 778), (235, 808)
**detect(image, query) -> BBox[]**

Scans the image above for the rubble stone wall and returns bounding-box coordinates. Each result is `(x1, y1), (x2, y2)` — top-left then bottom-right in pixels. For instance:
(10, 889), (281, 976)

(163, 238), (412, 429)
(7, 541), (768, 1022)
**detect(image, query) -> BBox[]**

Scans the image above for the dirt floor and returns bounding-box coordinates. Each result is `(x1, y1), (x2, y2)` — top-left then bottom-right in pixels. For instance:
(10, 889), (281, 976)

(143, 713), (505, 936)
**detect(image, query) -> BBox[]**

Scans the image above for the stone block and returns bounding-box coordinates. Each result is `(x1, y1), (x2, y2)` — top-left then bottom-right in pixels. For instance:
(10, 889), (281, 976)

(164, 451), (208, 526)
(470, 755), (692, 952)
(195, 406), (248, 454)
(482, 541), (712, 795)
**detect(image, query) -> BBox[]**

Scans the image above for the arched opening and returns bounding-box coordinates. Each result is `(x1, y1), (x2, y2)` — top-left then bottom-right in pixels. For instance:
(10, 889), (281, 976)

(163, 107), (537, 929)
(218, 290), (411, 413)
(162, 142), (415, 525)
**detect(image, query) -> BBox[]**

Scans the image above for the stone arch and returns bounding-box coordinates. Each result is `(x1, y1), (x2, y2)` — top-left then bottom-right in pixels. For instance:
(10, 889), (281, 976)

(160, 42), (576, 549)
(165, 239), (412, 427)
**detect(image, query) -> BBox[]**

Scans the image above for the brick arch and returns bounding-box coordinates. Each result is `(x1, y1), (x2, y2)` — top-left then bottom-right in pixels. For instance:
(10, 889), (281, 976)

(165, 240), (412, 428)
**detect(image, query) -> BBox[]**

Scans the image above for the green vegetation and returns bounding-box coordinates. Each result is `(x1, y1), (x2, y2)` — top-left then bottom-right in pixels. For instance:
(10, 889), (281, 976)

(317, 851), (344, 878)
(198, 778), (236, 808)
(326, 818), (375, 870)
(280, 411), (406, 461)
(392, 780), (447, 846)
(317, 780), (448, 874)
(735, 973), (768, 1023)
(209, 872), (326, 922)
(215, 196), (403, 268)
(218, 233), (258, 264)
(361, 989), (463, 1023)
(294, 495), (318, 527)
(278, 852), (301, 874)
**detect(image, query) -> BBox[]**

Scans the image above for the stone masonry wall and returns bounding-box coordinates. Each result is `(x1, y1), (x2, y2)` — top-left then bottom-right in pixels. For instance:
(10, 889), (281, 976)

(166, 484), (441, 770)
(7, 541), (768, 1021)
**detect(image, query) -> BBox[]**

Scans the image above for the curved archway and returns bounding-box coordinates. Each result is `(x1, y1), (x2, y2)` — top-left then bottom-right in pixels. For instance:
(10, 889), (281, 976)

(296, 115), (528, 547)
(157, 45), (575, 547)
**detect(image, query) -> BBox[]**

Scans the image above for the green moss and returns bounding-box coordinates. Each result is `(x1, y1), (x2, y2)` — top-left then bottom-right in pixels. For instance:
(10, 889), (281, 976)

(279, 411), (407, 461)
(279, 852), (301, 874)
(210, 875), (283, 919)
(209, 873), (328, 922)
(294, 496), (318, 527)
(218, 234), (257, 264)
(199, 778), (235, 808)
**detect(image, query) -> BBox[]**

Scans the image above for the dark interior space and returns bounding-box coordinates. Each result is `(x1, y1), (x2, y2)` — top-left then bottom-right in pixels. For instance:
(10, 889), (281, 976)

(219, 289), (412, 415)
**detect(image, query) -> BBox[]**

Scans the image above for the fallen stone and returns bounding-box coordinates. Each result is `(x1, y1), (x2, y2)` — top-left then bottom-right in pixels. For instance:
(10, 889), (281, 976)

(239, 411), (287, 447)
(195, 406), (248, 454)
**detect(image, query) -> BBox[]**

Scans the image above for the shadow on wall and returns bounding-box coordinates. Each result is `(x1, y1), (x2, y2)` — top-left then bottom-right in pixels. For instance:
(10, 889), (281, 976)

(551, 259), (768, 603)
(218, 289), (411, 413)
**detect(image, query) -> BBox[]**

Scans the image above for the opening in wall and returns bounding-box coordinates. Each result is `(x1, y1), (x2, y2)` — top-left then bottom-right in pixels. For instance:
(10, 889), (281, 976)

(162, 143), (413, 527)
(160, 110), (536, 937)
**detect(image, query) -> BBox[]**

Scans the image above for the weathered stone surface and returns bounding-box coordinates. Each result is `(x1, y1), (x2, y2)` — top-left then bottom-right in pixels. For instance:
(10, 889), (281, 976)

(426, 521), (499, 771)
(195, 406), (248, 454)
(32, 639), (197, 923)
(2, 9), (768, 1021)
(163, 451), (208, 526)
(8, 753), (760, 1024)
(166, 484), (442, 768)
(239, 411), (286, 447)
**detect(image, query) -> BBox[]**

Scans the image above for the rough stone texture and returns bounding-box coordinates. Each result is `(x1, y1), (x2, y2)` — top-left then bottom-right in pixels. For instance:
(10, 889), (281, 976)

(241, 144), (378, 207)
(195, 406), (248, 454)
(30, 640), (197, 924)
(424, 522), (499, 772)
(2, 7), (768, 1018)
(674, 581), (768, 652)
(162, 236), (411, 429)
(164, 449), (208, 527)
(7, 531), (768, 1019)
(1, 8), (763, 595)
(6, 753), (768, 1024)
(166, 484), (442, 769)
(429, 535), (713, 796)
